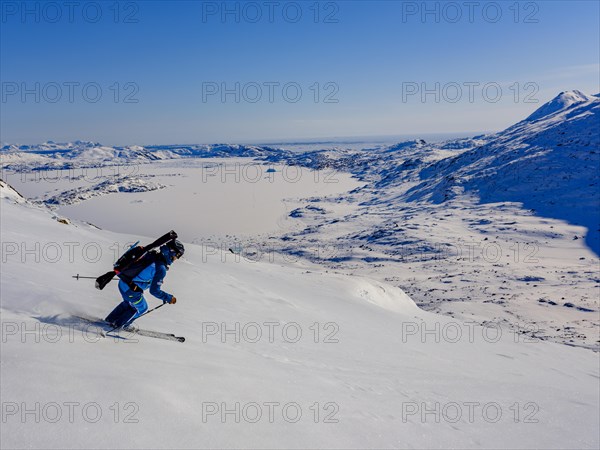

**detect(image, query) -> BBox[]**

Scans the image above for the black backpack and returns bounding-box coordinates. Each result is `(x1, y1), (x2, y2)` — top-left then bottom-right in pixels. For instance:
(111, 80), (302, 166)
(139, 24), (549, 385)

(115, 246), (159, 284)
(95, 230), (177, 290)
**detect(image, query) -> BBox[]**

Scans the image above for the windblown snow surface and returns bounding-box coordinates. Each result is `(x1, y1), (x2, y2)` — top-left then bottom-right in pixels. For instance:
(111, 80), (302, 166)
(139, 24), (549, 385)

(1, 173), (599, 449)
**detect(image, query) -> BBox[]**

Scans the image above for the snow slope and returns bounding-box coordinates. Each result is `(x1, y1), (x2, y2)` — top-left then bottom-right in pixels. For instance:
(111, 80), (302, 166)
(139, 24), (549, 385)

(1, 183), (599, 449)
(405, 91), (600, 252)
(0, 179), (27, 204)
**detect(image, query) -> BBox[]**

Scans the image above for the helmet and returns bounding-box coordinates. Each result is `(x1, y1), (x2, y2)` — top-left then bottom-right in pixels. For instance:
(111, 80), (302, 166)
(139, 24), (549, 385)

(167, 239), (185, 259)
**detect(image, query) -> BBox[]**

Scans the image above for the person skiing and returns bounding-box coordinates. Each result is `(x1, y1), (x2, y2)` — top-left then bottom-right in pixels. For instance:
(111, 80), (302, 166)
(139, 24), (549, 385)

(105, 239), (185, 330)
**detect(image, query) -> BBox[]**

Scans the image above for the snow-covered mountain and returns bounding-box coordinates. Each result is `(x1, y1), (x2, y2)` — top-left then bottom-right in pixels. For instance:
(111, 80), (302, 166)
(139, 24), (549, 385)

(526, 90), (595, 121)
(0, 141), (162, 171)
(0, 141), (291, 171)
(145, 143), (290, 159)
(1, 180), (598, 449)
(256, 91), (599, 252)
(403, 91), (600, 252)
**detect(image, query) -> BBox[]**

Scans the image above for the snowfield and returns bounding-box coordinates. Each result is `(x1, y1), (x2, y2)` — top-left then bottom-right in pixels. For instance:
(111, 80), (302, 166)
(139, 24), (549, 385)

(1, 170), (599, 449)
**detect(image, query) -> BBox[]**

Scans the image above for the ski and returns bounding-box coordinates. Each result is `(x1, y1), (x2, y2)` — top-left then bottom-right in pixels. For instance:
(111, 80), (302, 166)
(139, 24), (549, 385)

(129, 328), (186, 343)
(73, 315), (185, 342)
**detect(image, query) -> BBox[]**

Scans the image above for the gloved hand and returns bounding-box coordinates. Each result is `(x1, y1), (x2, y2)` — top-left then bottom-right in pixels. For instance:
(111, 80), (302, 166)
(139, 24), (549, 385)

(166, 296), (176, 305)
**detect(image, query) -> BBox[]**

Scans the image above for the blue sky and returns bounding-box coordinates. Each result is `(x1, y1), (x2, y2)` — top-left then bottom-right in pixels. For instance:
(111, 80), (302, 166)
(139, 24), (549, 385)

(1, 0), (599, 144)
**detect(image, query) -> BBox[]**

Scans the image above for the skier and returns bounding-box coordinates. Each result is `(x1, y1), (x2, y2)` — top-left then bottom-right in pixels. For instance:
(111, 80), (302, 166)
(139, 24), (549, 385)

(105, 239), (185, 330)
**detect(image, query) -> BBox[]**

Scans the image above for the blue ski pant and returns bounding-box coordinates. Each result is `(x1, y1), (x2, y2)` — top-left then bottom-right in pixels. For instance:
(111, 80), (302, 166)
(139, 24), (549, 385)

(118, 280), (148, 326)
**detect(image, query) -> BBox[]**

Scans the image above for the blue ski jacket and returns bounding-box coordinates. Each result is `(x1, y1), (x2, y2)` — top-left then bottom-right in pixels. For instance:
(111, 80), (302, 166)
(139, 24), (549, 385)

(131, 251), (174, 303)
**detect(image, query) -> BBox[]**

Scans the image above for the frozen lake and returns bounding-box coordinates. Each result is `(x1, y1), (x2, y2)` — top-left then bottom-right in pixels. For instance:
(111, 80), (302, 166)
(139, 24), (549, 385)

(6, 159), (362, 242)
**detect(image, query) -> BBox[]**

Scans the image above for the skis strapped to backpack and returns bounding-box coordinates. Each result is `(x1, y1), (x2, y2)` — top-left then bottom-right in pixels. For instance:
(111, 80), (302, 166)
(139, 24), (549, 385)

(95, 230), (177, 290)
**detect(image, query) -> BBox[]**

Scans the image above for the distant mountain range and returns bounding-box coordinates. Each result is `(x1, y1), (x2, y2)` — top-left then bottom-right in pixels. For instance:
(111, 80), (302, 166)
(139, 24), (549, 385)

(0, 141), (291, 171)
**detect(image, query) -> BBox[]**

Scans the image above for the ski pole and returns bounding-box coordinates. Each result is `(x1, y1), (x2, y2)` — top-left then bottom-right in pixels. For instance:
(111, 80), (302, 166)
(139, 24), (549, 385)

(72, 274), (117, 281)
(137, 303), (165, 319)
